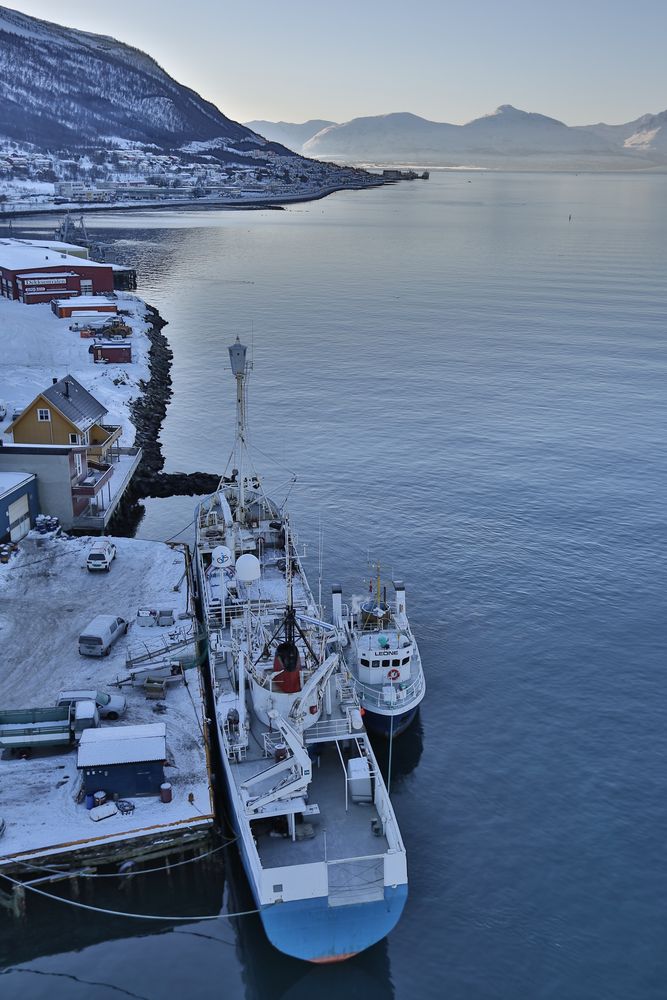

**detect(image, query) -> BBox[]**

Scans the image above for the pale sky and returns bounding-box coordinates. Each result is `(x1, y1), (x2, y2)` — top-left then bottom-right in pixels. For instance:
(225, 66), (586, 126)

(6, 0), (667, 126)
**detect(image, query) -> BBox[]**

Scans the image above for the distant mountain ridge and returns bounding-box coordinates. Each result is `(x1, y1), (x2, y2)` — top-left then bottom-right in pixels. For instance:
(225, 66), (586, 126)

(245, 120), (336, 151)
(250, 106), (667, 169)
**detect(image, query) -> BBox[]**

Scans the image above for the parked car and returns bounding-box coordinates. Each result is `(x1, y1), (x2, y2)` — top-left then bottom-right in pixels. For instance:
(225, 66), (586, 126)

(87, 540), (116, 572)
(78, 615), (128, 657)
(56, 688), (127, 721)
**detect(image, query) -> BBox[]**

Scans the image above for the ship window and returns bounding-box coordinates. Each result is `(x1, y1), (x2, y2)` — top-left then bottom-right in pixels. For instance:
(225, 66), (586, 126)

(273, 883), (283, 892)
(392, 659), (400, 667)
(372, 661), (379, 669)
(360, 657), (369, 666)
(402, 656), (410, 665)
(382, 659), (390, 668)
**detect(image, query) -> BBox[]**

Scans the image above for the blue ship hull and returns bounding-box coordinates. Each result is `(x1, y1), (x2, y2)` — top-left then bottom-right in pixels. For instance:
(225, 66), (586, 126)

(260, 885), (408, 963)
(362, 705), (418, 738)
(232, 802), (407, 963)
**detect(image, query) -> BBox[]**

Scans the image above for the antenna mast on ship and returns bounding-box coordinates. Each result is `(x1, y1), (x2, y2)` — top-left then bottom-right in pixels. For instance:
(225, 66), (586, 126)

(229, 337), (251, 524)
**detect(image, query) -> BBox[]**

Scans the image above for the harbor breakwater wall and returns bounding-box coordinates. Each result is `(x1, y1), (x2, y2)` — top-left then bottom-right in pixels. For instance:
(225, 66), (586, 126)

(110, 305), (219, 535)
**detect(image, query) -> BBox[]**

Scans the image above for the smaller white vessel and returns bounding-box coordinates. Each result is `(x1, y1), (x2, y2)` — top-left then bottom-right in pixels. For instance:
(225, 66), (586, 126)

(332, 568), (426, 738)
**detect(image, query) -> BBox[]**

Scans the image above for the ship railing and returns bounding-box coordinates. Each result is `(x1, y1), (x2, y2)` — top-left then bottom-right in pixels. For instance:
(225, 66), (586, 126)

(303, 717), (353, 744)
(354, 616), (413, 640)
(353, 668), (425, 710)
(205, 605), (225, 628)
(327, 854), (385, 907)
(222, 722), (247, 761)
(335, 671), (359, 704)
(263, 730), (286, 757)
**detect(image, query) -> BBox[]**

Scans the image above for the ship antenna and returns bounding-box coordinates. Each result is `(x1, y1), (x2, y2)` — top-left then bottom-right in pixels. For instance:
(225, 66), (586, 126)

(317, 514), (323, 618)
(285, 519), (296, 647)
(229, 337), (250, 524)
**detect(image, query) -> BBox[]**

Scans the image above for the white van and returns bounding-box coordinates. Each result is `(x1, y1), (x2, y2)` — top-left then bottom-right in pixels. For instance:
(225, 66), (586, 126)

(78, 615), (128, 657)
(72, 700), (100, 740)
(57, 688), (127, 720)
(87, 540), (116, 572)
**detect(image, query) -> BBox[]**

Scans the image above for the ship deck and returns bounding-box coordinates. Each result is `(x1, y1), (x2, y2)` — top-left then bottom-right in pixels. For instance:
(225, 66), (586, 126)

(254, 743), (388, 868)
(231, 714), (389, 869)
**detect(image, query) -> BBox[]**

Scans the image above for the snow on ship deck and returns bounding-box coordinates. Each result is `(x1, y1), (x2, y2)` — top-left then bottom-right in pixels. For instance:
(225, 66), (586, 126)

(0, 535), (214, 869)
(197, 496), (315, 623)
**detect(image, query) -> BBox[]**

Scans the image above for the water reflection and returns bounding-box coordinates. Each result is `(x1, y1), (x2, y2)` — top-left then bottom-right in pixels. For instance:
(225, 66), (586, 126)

(370, 711), (425, 789)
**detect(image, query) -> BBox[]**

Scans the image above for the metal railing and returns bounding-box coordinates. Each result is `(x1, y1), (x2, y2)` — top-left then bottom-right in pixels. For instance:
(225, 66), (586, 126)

(352, 664), (425, 710)
(303, 717), (353, 744)
(327, 855), (385, 907)
(71, 447), (142, 530)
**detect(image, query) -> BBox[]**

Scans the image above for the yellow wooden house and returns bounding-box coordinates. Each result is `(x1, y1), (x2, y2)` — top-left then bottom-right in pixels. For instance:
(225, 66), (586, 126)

(5, 374), (122, 463)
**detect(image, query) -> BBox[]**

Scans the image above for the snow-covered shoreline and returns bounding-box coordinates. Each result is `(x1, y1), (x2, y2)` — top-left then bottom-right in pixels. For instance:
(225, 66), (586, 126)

(0, 178), (385, 219)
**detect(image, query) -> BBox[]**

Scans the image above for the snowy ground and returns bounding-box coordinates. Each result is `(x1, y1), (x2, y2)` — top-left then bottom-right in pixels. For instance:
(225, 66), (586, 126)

(0, 292), (152, 445)
(0, 535), (214, 865)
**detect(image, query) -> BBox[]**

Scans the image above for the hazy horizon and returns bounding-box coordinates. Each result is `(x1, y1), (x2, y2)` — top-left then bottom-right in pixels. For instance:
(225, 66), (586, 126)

(4, 0), (667, 128)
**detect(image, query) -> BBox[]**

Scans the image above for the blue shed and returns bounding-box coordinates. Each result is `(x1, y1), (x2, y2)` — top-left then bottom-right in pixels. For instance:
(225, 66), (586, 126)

(0, 471), (38, 542)
(77, 723), (167, 798)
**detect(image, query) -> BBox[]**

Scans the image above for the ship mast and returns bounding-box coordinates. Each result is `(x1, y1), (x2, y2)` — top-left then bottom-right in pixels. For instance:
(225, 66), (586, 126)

(229, 337), (249, 524)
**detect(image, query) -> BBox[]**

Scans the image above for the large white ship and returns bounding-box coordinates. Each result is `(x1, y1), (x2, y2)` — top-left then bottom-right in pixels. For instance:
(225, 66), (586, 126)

(194, 340), (407, 963)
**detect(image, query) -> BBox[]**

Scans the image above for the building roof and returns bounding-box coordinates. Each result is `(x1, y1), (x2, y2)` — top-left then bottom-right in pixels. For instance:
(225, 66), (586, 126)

(0, 470), (35, 500)
(0, 240), (109, 272)
(0, 443), (85, 454)
(91, 341), (132, 348)
(16, 271), (79, 280)
(12, 238), (88, 256)
(40, 374), (107, 431)
(77, 723), (167, 768)
(52, 296), (117, 308)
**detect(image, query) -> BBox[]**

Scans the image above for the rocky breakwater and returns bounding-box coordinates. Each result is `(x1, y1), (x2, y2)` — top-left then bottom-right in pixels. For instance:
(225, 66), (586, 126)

(110, 306), (219, 535)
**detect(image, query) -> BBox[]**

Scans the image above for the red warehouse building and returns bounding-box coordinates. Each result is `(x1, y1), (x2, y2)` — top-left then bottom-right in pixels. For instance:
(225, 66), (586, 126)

(51, 296), (118, 318)
(0, 241), (114, 304)
(89, 341), (133, 364)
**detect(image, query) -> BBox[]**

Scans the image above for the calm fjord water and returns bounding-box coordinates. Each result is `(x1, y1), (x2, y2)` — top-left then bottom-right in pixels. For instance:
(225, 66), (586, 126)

(3, 172), (667, 999)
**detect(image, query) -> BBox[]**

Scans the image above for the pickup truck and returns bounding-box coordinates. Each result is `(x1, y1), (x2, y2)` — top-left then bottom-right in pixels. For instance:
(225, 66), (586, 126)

(0, 701), (99, 751)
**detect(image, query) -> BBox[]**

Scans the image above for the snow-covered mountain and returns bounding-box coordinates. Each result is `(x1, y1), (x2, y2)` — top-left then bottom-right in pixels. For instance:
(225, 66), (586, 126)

(0, 5), (283, 154)
(281, 105), (667, 168)
(580, 110), (667, 154)
(244, 120), (336, 152)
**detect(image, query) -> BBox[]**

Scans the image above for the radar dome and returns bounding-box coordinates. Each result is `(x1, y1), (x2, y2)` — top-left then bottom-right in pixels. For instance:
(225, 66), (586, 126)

(211, 545), (233, 568)
(235, 553), (261, 585)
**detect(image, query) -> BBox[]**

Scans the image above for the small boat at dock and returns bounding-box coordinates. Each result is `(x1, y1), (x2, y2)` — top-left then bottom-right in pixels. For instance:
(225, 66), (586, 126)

(332, 568), (426, 738)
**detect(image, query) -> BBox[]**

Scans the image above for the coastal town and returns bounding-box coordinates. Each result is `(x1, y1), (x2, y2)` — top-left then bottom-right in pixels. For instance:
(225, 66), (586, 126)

(0, 139), (383, 215)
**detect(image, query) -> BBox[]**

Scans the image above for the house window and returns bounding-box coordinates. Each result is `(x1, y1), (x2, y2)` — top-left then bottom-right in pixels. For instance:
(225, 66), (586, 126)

(82, 430), (89, 446)
(37, 408), (51, 422)
(80, 279), (93, 294)
(69, 433), (79, 444)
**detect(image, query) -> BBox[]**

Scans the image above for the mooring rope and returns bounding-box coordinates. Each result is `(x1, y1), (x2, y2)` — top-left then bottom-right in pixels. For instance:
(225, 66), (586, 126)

(0, 871), (259, 922)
